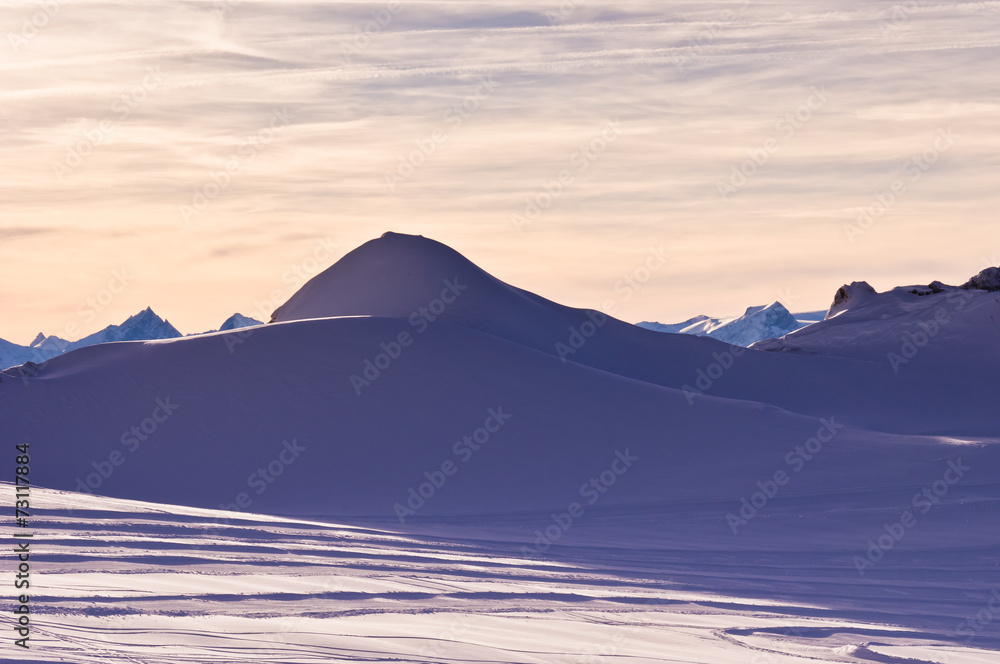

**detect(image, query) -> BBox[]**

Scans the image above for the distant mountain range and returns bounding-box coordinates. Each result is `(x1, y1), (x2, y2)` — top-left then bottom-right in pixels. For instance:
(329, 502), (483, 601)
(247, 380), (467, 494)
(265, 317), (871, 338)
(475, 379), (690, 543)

(638, 302), (825, 347)
(4, 263), (997, 370)
(0, 308), (262, 370)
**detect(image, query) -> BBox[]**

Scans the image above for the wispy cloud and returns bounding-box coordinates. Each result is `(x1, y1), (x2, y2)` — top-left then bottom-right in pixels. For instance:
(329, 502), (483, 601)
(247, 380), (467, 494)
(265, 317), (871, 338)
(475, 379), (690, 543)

(2, 1), (999, 339)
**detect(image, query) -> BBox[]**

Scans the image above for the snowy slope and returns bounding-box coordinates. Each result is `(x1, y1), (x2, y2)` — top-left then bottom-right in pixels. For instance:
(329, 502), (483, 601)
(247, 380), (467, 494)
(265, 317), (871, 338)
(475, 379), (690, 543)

(638, 301), (807, 346)
(0, 315), (915, 513)
(12, 483), (999, 662)
(0, 232), (997, 512)
(635, 314), (714, 334)
(794, 309), (827, 324)
(266, 234), (998, 436)
(2, 232), (998, 660)
(753, 276), (1000, 364)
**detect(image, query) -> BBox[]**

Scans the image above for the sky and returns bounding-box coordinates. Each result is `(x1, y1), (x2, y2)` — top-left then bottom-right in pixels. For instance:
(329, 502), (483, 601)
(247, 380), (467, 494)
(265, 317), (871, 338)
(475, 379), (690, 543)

(2, 0), (999, 344)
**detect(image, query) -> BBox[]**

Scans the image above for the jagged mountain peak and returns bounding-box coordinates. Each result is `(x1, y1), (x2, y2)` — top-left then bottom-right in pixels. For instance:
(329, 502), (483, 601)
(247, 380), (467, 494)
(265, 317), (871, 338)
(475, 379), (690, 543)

(219, 313), (263, 331)
(962, 266), (1000, 292)
(638, 301), (805, 347)
(826, 281), (877, 319)
(105, 307), (181, 342)
(708, 302), (800, 346)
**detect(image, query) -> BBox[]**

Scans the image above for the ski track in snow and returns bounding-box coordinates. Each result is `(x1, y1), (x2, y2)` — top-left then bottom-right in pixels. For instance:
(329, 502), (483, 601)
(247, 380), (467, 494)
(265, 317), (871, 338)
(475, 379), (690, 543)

(5, 485), (997, 664)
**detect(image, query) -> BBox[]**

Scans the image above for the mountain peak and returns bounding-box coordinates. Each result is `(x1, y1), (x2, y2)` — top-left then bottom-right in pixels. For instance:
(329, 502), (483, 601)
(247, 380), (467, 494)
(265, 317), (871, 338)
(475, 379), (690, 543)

(962, 266), (1000, 292)
(381, 231), (423, 240)
(269, 232), (497, 324)
(66, 307), (182, 350)
(826, 281), (877, 319)
(639, 302), (804, 346)
(267, 232), (643, 360)
(708, 301), (800, 346)
(219, 313), (263, 331)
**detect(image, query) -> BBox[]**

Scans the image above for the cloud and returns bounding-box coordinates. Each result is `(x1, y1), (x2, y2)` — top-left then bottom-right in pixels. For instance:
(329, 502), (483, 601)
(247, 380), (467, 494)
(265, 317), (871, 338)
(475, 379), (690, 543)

(2, 1), (999, 339)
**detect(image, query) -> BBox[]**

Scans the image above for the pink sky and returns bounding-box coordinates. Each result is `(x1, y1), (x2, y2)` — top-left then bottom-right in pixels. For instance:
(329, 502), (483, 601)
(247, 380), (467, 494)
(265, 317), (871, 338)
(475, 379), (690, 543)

(2, 1), (998, 343)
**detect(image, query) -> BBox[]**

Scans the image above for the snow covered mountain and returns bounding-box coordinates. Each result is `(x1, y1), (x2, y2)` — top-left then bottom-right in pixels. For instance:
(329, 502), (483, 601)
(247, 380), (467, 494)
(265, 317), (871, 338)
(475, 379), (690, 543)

(636, 314), (714, 335)
(218, 313), (263, 330)
(0, 337), (51, 374)
(3, 232), (997, 505)
(62, 306), (182, 351)
(752, 271), (1000, 364)
(0, 310), (262, 370)
(710, 302), (802, 346)
(2, 233), (998, 656)
(0, 307), (181, 370)
(638, 301), (808, 346)
(963, 266), (1000, 291)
